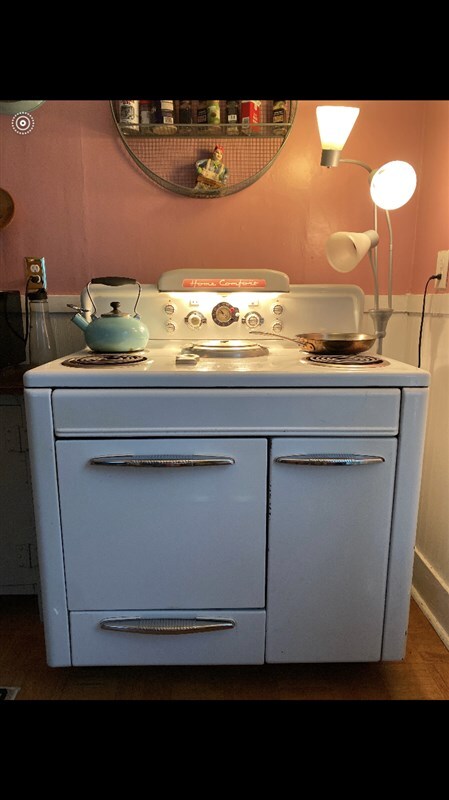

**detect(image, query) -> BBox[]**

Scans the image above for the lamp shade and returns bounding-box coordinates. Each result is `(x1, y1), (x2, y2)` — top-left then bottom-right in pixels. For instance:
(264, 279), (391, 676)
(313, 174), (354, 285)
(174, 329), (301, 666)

(316, 106), (360, 167)
(370, 160), (417, 210)
(326, 230), (379, 273)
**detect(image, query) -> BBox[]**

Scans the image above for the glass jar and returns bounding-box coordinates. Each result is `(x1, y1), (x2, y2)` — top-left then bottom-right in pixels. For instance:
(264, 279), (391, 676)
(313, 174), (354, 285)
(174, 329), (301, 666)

(28, 289), (57, 366)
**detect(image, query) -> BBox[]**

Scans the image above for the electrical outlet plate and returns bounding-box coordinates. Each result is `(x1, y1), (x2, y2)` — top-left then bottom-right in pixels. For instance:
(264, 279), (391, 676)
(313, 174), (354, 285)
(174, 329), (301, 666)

(436, 250), (449, 290)
(24, 257), (47, 293)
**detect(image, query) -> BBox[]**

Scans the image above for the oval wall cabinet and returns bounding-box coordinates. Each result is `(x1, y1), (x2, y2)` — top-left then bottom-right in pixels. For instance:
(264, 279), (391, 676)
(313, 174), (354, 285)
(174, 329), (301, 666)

(110, 100), (298, 199)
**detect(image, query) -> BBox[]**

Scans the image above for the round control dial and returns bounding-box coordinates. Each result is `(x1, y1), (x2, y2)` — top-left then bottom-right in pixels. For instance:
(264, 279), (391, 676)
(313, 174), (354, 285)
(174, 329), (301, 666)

(243, 311), (264, 329)
(185, 311), (206, 330)
(212, 302), (240, 327)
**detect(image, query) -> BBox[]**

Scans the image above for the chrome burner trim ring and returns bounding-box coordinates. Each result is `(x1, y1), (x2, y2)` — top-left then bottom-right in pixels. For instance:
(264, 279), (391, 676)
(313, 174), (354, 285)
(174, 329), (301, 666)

(184, 341), (269, 359)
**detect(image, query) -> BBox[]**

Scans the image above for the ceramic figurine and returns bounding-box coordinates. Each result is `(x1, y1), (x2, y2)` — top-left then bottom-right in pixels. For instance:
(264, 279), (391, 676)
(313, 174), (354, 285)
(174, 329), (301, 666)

(194, 145), (228, 192)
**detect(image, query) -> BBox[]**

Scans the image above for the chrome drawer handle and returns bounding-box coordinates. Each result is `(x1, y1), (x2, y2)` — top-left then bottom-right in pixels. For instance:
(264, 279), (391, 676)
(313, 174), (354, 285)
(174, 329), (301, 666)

(99, 617), (236, 635)
(275, 454), (385, 466)
(89, 455), (235, 468)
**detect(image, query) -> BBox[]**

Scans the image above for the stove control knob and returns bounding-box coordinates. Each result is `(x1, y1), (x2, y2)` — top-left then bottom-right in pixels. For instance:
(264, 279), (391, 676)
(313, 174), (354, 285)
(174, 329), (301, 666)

(272, 321), (283, 333)
(243, 311), (264, 329)
(165, 321), (177, 333)
(272, 304), (284, 315)
(185, 311), (206, 330)
(164, 303), (176, 315)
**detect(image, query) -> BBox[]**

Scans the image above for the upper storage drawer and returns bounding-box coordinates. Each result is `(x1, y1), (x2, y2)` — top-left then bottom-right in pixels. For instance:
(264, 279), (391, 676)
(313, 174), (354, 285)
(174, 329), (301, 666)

(52, 388), (401, 437)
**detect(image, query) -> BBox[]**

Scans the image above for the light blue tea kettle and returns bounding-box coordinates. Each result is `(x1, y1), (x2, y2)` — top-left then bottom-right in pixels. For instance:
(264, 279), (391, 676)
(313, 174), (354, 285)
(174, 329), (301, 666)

(68, 277), (149, 353)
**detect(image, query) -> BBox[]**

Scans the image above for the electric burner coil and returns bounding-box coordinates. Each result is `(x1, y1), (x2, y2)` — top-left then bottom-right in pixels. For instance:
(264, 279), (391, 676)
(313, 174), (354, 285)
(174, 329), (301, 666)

(62, 353), (148, 367)
(306, 354), (386, 367)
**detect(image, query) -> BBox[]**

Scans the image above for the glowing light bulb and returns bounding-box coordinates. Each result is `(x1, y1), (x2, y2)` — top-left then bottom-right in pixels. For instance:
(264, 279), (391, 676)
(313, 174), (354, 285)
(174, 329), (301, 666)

(370, 160), (417, 210)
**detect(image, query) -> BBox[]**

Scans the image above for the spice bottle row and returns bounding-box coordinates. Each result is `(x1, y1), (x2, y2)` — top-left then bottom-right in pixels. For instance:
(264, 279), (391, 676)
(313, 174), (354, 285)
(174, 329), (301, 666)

(117, 100), (289, 137)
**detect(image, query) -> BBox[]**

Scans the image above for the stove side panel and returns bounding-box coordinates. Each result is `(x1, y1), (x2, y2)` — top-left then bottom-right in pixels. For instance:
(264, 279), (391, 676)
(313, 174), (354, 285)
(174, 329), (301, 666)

(381, 387), (429, 661)
(23, 389), (71, 666)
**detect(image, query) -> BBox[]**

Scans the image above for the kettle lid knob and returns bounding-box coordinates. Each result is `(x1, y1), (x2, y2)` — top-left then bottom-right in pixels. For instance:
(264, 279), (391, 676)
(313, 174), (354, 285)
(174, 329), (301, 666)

(101, 302), (129, 318)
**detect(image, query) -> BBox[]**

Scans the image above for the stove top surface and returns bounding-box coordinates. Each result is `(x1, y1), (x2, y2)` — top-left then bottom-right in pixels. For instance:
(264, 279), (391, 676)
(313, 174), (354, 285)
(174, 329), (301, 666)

(24, 339), (429, 389)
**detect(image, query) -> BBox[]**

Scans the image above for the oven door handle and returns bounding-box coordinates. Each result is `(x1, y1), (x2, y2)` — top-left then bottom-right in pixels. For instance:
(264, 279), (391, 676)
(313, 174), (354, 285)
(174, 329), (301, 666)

(275, 454), (385, 466)
(89, 455), (235, 468)
(99, 617), (236, 635)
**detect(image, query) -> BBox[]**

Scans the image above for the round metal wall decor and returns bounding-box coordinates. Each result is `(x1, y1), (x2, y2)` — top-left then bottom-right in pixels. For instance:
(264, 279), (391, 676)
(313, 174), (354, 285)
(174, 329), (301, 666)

(110, 100), (298, 198)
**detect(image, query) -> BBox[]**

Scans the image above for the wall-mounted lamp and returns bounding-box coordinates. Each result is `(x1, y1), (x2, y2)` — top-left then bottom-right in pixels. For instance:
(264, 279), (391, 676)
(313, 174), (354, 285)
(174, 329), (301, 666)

(317, 105), (417, 353)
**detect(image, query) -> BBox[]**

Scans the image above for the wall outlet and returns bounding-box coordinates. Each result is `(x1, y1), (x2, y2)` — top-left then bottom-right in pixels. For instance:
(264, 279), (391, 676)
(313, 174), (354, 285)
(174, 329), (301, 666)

(24, 257), (47, 294)
(436, 250), (449, 290)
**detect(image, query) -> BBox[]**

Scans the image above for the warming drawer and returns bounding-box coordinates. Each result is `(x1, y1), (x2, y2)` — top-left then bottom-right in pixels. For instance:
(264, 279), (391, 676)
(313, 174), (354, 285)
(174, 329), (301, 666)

(52, 388), (401, 437)
(70, 610), (266, 665)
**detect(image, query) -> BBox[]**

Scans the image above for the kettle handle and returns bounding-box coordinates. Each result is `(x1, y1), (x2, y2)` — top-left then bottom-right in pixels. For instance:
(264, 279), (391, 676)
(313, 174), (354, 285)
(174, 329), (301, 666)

(90, 277), (138, 286)
(86, 277), (142, 318)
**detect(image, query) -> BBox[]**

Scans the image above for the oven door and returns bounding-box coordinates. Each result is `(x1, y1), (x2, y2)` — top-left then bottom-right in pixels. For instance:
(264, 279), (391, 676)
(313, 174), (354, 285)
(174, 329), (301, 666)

(55, 438), (267, 611)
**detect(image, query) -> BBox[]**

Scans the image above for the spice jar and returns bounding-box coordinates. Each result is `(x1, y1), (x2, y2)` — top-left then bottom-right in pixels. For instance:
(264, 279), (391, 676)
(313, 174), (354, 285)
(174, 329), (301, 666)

(178, 100), (193, 134)
(272, 100), (288, 135)
(197, 100), (208, 125)
(225, 100), (240, 135)
(152, 100), (177, 135)
(119, 100), (140, 132)
(139, 100), (152, 130)
(206, 100), (221, 134)
(241, 100), (261, 135)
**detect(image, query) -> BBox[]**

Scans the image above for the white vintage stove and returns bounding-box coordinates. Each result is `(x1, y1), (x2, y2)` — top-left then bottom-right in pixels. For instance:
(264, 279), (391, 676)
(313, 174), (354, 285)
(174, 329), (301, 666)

(24, 270), (429, 667)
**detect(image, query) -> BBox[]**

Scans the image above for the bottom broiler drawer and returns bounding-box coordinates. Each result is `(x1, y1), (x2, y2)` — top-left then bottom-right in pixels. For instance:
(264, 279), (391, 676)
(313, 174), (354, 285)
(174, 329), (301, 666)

(70, 610), (266, 665)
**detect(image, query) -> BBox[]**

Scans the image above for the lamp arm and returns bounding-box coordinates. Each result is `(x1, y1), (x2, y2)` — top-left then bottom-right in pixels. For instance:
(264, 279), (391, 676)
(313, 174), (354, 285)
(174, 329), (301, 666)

(385, 209), (393, 309)
(340, 158), (373, 174)
(373, 203), (378, 278)
(368, 250), (379, 311)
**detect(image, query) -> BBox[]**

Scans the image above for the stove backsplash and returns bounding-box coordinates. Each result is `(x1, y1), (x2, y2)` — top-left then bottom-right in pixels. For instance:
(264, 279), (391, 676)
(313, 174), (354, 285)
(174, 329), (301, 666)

(27, 286), (411, 364)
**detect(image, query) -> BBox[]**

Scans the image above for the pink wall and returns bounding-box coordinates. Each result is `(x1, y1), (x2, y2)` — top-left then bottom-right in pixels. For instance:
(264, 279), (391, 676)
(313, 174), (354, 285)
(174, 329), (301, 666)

(1, 99), (444, 296)
(411, 100), (449, 294)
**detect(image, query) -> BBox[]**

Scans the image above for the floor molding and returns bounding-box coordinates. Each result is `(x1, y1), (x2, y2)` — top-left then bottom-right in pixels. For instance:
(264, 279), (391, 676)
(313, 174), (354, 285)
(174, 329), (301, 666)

(412, 548), (449, 652)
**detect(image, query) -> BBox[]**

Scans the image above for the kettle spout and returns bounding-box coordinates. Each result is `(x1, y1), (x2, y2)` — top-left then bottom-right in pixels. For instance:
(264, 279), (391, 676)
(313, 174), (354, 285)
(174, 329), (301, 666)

(70, 312), (89, 331)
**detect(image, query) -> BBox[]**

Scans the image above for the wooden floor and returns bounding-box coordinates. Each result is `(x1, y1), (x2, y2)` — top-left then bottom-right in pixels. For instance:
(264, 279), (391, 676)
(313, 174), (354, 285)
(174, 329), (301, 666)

(1, 595), (448, 701)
